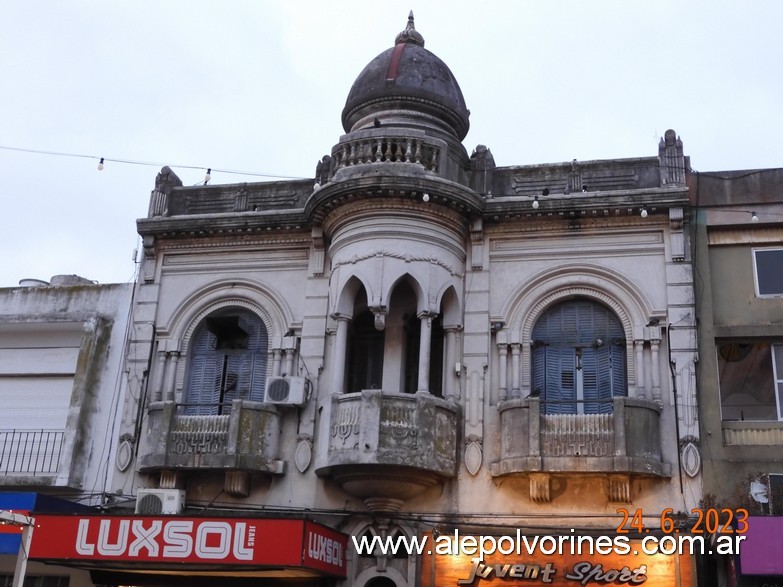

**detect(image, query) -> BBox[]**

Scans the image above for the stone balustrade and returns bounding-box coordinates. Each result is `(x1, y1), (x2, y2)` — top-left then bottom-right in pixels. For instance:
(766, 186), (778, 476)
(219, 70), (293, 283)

(139, 400), (284, 474)
(492, 396), (669, 477)
(318, 390), (458, 511)
(330, 133), (442, 177)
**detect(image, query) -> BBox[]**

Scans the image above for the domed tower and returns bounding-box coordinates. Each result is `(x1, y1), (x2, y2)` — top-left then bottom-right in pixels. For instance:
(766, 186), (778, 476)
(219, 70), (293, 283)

(341, 11), (470, 144)
(311, 13), (481, 512)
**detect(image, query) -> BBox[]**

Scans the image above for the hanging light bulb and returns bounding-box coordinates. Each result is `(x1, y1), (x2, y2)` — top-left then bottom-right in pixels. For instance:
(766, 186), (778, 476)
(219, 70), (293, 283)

(422, 193), (430, 202)
(532, 195), (539, 209)
(97, 157), (104, 171)
(204, 168), (212, 184)
(640, 207), (648, 218)
(751, 211), (759, 223)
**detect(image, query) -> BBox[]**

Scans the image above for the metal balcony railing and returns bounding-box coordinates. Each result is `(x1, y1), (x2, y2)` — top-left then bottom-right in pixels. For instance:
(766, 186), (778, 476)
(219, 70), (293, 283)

(0, 429), (64, 475)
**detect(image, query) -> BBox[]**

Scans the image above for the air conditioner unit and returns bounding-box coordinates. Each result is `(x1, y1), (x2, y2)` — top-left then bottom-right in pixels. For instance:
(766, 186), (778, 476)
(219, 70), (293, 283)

(135, 489), (185, 515)
(265, 376), (307, 406)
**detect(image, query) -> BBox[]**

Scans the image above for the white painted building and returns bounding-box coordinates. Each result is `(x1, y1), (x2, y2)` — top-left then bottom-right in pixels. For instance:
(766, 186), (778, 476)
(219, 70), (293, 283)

(55, 14), (701, 587)
(0, 275), (133, 586)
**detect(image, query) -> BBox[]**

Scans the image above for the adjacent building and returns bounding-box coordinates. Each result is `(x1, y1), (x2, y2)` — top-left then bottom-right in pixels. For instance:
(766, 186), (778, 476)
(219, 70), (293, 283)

(0, 276), (133, 586)
(692, 168), (783, 587)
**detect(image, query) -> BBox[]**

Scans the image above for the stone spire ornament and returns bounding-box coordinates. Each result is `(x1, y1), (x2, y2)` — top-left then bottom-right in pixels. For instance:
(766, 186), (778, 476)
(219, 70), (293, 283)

(395, 11), (425, 47)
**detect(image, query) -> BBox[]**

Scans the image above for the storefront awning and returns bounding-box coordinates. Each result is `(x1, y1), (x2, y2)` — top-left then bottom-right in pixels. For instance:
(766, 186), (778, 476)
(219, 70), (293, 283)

(27, 514), (348, 579)
(0, 492), (91, 554)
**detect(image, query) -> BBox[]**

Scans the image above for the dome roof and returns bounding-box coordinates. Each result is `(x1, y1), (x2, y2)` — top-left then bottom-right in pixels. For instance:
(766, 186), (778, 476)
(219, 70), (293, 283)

(341, 13), (470, 140)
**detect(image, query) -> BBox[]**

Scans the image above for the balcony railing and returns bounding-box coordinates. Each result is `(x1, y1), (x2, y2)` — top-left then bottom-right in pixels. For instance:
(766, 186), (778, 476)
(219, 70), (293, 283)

(0, 429), (64, 475)
(331, 135), (441, 176)
(317, 390), (459, 511)
(139, 400), (283, 474)
(492, 396), (670, 477)
(722, 421), (783, 445)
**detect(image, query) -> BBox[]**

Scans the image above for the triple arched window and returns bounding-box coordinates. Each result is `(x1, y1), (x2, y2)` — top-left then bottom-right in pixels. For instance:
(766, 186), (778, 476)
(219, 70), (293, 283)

(184, 308), (269, 415)
(531, 299), (626, 414)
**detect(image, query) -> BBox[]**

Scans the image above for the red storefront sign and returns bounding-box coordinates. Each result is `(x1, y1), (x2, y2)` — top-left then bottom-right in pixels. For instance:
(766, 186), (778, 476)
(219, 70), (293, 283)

(29, 514), (347, 577)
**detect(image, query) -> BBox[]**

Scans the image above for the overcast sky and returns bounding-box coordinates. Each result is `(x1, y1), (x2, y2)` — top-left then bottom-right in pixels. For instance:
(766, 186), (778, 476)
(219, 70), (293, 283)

(1, 1), (781, 288)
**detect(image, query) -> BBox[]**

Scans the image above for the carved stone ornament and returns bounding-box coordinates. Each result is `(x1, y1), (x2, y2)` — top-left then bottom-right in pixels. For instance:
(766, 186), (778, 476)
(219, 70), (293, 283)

(681, 440), (701, 478)
(464, 439), (483, 476)
(295, 436), (313, 473)
(529, 473), (551, 503)
(115, 434), (134, 473)
(224, 470), (250, 497)
(607, 475), (631, 503)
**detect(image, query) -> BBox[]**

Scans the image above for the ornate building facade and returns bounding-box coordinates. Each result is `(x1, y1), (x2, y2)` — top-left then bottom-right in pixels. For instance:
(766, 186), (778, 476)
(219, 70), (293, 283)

(22, 14), (701, 587)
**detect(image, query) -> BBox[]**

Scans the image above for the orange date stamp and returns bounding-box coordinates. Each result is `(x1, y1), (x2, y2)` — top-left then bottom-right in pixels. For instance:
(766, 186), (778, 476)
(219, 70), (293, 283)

(615, 507), (749, 534)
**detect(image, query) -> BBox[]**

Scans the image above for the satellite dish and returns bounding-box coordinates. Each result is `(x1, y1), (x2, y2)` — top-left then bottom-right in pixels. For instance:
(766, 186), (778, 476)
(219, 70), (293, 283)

(750, 480), (769, 504)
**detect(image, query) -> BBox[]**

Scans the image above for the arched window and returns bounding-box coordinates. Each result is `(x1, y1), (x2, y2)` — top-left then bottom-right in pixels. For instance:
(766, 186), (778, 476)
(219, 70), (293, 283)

(184, 308), (268, 415)
(531, 299), (626, 414)
(347, 309), (385, 393)
(342, 278), (445, 395)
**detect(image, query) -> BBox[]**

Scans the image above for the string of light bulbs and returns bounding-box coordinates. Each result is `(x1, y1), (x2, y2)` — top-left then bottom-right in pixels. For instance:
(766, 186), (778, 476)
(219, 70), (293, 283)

(0, 144), (310, 181)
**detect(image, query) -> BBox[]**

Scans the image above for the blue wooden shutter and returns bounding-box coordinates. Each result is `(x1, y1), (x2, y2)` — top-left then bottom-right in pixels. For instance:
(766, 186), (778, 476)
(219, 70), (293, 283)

(222, 354), (242, 406)
(250, 317), (268, 402)
(583, 347), (601, 414)
(532, 344), (546, 397)
(186, 328), (222, 415)
(610, 344), (626, 399)
(544, 347), (576, 414)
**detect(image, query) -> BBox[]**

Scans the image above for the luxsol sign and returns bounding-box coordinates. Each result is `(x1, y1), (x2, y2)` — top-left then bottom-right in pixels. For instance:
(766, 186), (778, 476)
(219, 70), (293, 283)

(29, 515), (347, 577)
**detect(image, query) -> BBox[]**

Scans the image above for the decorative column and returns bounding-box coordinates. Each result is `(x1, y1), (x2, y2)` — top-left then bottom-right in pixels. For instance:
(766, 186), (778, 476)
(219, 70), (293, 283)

(152, 350), (168, 402)
(331, 316), (350, 395)
(650, 339), (662, 403)
(444, 327), (459, 400)
(634, 340), (646, 399)
(510, 343), (521, 398)
(272, 349), (283, 377)
(283, 348), (295, 377)
(163, 351), (179, 402)
(498, 343), (508, 401)
(417, 313), (433, 393)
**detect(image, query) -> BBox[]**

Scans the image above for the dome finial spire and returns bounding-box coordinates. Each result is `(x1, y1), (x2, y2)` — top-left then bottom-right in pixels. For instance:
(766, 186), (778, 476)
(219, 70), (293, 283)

(395, 10), (425, 47)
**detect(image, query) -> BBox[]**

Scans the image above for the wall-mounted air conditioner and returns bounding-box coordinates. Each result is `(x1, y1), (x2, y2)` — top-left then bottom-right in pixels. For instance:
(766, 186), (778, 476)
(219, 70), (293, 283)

(135, 488), (185, 515)
(265, 376), (307, 406)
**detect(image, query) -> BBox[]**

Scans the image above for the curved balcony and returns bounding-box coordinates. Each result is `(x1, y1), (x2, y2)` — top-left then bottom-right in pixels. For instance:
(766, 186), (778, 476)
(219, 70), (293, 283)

(317, 390), (459, 512)
(139, 400), (284, 491)
(490, 397), (670, 502)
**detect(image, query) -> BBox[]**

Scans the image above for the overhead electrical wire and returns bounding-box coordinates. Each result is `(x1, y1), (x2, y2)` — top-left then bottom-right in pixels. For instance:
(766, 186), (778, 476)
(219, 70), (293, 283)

(0, 144), (310, 181)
